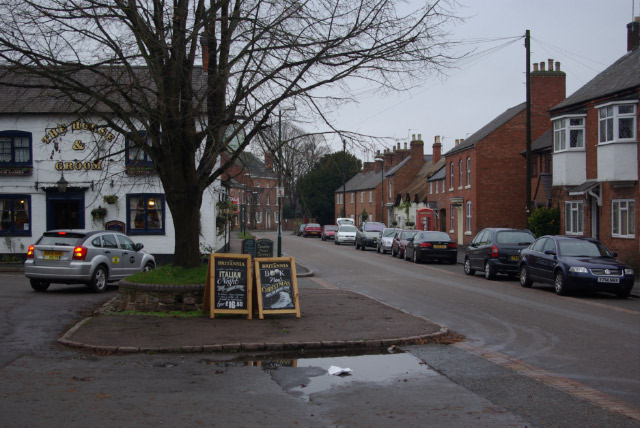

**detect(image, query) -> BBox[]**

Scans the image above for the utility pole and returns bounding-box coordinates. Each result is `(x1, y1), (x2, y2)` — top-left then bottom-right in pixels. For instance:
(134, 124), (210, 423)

(277, 110), (283, 257)
(342, 139), (347, 218)
(525, 29), (532, 221)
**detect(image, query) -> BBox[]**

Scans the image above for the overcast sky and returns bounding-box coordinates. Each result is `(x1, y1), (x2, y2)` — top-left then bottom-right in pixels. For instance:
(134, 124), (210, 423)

(316, 0), (639, 161)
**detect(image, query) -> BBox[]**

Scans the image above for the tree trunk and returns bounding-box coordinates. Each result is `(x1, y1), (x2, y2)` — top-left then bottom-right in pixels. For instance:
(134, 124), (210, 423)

(168, 191), (203, 268)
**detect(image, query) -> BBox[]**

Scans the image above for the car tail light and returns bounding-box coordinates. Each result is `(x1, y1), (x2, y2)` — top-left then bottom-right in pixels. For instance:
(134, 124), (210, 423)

(491, 244), (499, 258)
(26, 245), (34, 259)
(448, 243), (457, 249)
(420, 242), (432, 248)
(57, 231), (67, 235)
(73, 246), (88, 260)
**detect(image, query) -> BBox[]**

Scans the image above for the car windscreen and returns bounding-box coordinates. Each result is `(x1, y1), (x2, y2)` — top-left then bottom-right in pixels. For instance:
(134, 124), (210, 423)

(364, 223), (384, 232)
(420, 232), (451, 242)
(307, 223), (320, 228)
(324, 226), (338, 231)
(496, 231), (535, 245)
(339, 226), (357, 232)
(38, 232), (86, 246)
(558, 240), (612, 258)
(400, 231), (417, 239)
(382, 229), (397, 237)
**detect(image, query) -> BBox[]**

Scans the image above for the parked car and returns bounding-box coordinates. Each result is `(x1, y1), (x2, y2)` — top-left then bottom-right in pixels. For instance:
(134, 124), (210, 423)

(302, 223), (322, 238)
(355, 221), (385, 251)
(518, 235), (635, 297)
(391, 229), (418, 258)
(337, 217), (355, 226)
(296, 224), (306, 236)
(405, 231), (457, 264)
(24, 230), (156, 293)
(464, 228), (536, 280)
(335, 225), (357, 245)
(321, 225), (338, 241)
(377, 228), (399, 254)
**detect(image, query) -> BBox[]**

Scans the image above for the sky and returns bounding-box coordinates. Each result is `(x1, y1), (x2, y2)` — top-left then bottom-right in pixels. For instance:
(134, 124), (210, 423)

(315, 0), (640, 161)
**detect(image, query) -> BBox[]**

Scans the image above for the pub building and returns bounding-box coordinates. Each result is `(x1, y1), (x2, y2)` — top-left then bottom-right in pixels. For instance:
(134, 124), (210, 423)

(0, 112), (226, 264)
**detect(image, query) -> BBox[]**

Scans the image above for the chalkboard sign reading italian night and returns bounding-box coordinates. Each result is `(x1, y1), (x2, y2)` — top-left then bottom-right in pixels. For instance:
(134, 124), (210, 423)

(254, 257), (300, 319)
(256, 238), (274, 258)
(241, 239), (256, 257)
(203, 254), (252, 319)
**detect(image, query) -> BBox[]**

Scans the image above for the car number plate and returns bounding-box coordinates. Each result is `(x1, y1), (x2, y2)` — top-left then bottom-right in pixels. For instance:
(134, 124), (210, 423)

(597, 277), (619, 284)
(510, 255), (520, 261)
(434, 244), (446, 249)
(43, 250), (63, 260)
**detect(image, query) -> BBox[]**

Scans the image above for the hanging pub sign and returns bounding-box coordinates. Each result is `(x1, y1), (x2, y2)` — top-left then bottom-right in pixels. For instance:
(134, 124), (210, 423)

(254, 257), (300, 319)
(203, 254), (252, 319)
(256, 238), (274, 258)
(241, 238), (256, 258)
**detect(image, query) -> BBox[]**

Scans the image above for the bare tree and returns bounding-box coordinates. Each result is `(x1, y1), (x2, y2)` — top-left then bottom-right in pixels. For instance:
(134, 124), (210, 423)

(254, 122), (330, 217)
(0, 0), (458, 267)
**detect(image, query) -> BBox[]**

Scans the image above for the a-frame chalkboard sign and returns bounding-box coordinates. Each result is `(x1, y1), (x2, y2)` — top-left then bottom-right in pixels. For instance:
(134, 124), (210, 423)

(254, 257), (300, 319)
(203, 254), (252, 319)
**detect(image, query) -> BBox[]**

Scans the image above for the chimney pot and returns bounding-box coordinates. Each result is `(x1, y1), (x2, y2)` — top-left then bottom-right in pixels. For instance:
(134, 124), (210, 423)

(548, 58), (554, 70)
(418, 133), (421, 140)
(533, 63), (538, 72)
(540, 61), (545, 71)
(404, 142), (407, 150)
(555, 61), (560, 71)
(397, 142), (400, 150)
(435, 135), (440, 144)
(412, 134), (415, 140)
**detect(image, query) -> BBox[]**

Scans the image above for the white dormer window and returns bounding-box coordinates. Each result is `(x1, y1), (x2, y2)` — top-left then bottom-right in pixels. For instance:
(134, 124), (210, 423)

(553, 116), (585, 152)
(598, 102), (637, 143)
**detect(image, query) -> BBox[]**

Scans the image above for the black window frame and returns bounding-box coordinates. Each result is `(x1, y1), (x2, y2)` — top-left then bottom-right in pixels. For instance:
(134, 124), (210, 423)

(126, 193), (166, 235)
(0, 194), (32, 237)
(0, 130), (32, 167)
(125, 131), (154, 167)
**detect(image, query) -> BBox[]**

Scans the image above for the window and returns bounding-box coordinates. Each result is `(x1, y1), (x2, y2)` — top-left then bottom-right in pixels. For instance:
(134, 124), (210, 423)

(256, 211), (262, 224)
(369, 191), (372, 203)
(388, 180), (392, 200)
(116, 234), (136, 250)
(466, 201), (472, 232)
(429, 182), (433, 195)
(599, 103), (637, 143)
(351, 193), (354, 204)
(361, 191), (364, 203)
(127, 194), (165, 235)
(466, 157), (471, 186)
(564, 201), (583, 235)
(450, 205), (454, 231)
(458, 160), (463, 188)
(125, 131), (153, 166)
(0, 195), (31, 236)
(612, 200), (635, 238)
(441, 179), (445, 193)
(0, 131), (32, 166)
(450, 163), (454, 190)
(274, 211), (279, 224)
(553, 116), (585, 151)
(266, 194), (270, 206)
(435, 181), (438, 194)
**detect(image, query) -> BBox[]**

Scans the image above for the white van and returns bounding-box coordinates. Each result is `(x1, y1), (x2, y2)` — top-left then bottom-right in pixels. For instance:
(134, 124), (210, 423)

(336, 217), (355, 226)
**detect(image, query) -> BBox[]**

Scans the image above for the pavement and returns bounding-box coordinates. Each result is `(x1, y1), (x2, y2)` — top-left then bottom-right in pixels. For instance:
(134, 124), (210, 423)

(56, 234), (449, 354)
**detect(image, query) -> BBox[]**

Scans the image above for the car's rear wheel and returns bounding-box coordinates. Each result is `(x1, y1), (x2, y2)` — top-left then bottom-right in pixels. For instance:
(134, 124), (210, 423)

(143, 262), (155, 272)
(463, 258), (475, 275)
(334, 239), (339, 245)
(554, 270), (567, 295)
(88, 265), (108, 293)
(484, 261), (495, 280)
(30, 279), (50, 292)
(361, 242), (366, 251)
(519, 265), (532, 287)
(413, 250), (419, 263)
(355, 241), (359, 250)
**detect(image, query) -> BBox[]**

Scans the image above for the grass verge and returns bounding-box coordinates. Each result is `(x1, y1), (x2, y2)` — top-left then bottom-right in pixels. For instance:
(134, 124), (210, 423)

(126, 264), (208, 284)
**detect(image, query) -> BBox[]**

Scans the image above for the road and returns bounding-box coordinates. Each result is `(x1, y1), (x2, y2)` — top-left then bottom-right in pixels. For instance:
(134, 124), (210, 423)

(278, 232), (640, 412)
(1, 232), (639, 427)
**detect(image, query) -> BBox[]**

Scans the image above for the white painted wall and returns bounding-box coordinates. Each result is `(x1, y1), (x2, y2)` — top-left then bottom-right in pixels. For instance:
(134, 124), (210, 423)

(597, 142), (638, 182)
(552, 151), (587, 186)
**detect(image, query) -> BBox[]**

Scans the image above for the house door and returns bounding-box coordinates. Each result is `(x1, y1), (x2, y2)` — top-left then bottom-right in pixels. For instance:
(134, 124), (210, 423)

(456, 206), (464, 245)
(46, 191), (85, 230)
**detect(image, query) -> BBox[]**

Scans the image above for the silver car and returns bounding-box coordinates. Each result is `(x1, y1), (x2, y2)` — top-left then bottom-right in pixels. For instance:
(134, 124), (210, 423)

(377, 228), (399, 254)
(25, 230), (155, 293)
(334, 225), (357, 245)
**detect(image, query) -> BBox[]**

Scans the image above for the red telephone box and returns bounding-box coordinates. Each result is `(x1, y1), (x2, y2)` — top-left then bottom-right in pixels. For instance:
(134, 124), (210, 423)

(416, 208), (435, 231)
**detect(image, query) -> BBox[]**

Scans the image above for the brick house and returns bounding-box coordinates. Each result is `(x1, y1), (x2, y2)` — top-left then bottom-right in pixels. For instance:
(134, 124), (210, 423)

(334, 134), (428, 226)
(223, 151), (279, 231)
(426, 59), (566, 245)
(549, 17), (640, 270)
(525, 129), (554, 208)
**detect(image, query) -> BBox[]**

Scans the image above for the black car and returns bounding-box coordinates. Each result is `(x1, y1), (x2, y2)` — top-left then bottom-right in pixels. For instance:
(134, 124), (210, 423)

(464, 228), (535, 279)
(405, 231), (457, 264)
(518, 235), (635, 298)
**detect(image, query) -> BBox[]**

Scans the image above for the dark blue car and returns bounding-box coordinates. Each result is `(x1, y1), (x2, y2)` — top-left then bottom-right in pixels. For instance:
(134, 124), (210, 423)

(518, 235), (635, 298)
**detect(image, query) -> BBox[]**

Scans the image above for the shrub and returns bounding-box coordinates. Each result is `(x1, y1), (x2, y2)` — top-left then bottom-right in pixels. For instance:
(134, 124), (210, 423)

(528, 206), (560, 237)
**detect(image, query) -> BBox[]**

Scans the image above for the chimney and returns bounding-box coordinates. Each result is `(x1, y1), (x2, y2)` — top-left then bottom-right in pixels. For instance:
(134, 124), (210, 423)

(384, 148), (393, 167)
(404, 142), (408, 150)
(531, 57), (566, 121)
(432, 135), (442, 164)
(264, 152), (274, 171)
(374, 150), (383, 172)
(629, 17), (640, 51)
(200, 34), (209, 73)
(362, 161), (374, 174)
(409, 133), (424, 163)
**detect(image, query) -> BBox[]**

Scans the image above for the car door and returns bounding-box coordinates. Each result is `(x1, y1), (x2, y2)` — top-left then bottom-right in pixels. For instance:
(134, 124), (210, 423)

(526, 237), (547, 279)
(537, 238), (559, 283)
(468, 229), (487, 270)
(116, 234), (142, 277)
(100, 233), (124, 279)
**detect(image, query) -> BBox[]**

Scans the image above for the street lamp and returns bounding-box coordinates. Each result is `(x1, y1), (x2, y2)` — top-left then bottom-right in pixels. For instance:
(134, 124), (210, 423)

(276, 108), (294, 257)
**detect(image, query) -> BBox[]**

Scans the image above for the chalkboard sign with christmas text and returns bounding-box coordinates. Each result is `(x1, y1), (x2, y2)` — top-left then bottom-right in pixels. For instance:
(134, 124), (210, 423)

(254, 257), (300, 319)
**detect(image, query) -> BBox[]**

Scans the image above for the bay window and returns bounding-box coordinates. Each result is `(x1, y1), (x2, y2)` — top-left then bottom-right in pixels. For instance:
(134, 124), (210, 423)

(599, 102), (637, 143)
(553, 116), (585, 151)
